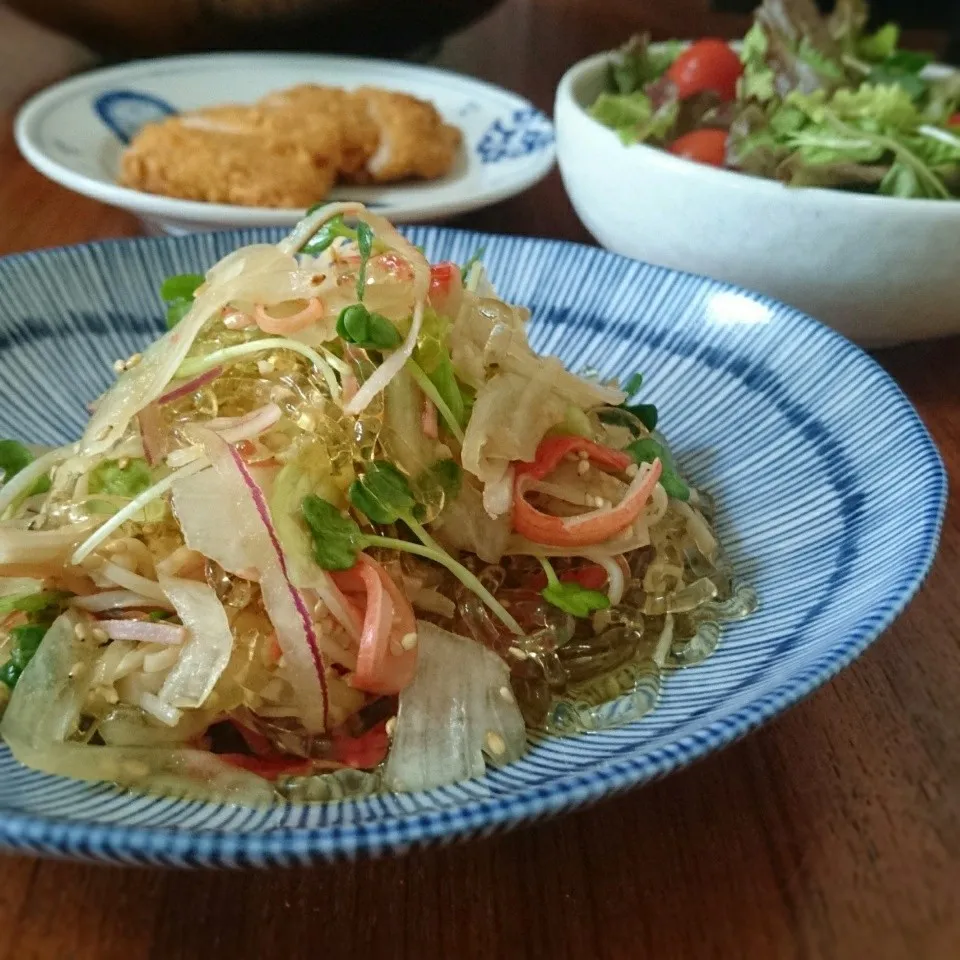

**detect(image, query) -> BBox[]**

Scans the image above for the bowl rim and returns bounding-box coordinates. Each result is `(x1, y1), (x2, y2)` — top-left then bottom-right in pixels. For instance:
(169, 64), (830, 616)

(14, 50), (557, 227)
(556, 47), (960, 217)
(0, 226), (948, 865)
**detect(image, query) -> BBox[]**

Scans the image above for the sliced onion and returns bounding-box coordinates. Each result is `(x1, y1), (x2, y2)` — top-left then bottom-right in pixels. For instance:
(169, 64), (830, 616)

(71, 458), (209, 566)
(0, 443), (79, 518)
(383, 622), (526, 792)
(197, 429), (329, 731)
(345, 300), (424, 416)
(0, 524), (91, 565)
(137, 403), (168, 466)
(157, 575), (234, 708)
(206, 403), (282, 442)
(582, 552), (627, 606)
(481, 464), (514, 519)
(166, 404), (283, 469)
(158, 366), (223, 406)
(97, 561), (170, 603)
(170, 465), (256, 578)
(0, 609), (95, 749)
(99, 619), (186, 645)
(72, 590), (174, 612)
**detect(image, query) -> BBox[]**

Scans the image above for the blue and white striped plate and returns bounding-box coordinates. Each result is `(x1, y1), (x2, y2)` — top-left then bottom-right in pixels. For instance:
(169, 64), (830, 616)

(15, 53), (555, 235)
(0, 229), (946, 866)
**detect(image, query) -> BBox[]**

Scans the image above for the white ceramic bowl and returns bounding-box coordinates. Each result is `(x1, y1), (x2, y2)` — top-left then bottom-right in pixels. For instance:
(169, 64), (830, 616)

(555, 51), (960, 346)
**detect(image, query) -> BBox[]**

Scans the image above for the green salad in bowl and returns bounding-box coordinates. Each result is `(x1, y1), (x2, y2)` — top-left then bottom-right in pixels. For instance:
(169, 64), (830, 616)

(590, 0), (960, 199)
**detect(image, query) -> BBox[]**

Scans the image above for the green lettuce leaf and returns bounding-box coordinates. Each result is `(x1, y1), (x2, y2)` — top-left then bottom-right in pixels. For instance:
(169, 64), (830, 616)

(607, 34), (683, 95)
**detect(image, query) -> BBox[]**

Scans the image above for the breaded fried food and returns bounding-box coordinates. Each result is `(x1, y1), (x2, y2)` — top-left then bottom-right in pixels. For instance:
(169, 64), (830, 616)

(353, 87), (462, 184)
(119, 115), (338, 208)
(119, 83), (462, 208)
(259, 85), (379, 180)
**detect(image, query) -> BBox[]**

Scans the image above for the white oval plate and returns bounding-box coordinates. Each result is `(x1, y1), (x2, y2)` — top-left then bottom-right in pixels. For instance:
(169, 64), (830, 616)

(15, 53), (556, 234)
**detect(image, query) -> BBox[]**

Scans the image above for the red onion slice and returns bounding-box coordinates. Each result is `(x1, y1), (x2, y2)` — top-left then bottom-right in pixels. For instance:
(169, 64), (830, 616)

(199, 430), (329, 730)
(158, 366), (223, 406)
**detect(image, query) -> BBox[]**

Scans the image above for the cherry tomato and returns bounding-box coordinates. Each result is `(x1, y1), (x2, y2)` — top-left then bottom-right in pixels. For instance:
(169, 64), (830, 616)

(668, 129), (728, 168)
(666, 39), (743, 101)
(949, 112), (960, 127)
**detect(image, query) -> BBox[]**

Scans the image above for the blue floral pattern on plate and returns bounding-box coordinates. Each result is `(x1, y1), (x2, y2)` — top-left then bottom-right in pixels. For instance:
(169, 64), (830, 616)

(93, 90), (179, 145)
(476, 106), (555, 163)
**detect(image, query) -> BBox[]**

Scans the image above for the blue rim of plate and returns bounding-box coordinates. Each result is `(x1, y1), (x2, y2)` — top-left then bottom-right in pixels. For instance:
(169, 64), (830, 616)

(0, 228), (947, 866)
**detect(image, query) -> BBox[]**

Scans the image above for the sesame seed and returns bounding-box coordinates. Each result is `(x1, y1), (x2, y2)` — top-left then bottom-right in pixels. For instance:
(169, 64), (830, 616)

(112, 359), (126, 374)
(578, 450), (590, 460)
(507, 645), (528, 660)
(73, 623), (88, 641)
(117, 457), (130, 470)
(91, 627), (109, 645)
(485, 731), (506, 756)
(257, 359), (274, 375)
(101, 686), (120, 705)
(499, 685), (515, 703)
(126, 353), (143, 368)
(400, 632), (418, 651)
(297, 412), (316, 431)
(625, 463), (639, 477)
(577, 460), (590, 476)
(67, 662), (84, 679)
(312, 600), (327, 619)
(385, 717), (397, 738)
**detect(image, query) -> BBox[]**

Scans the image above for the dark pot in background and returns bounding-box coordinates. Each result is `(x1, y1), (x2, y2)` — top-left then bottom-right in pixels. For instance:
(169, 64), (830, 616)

(8, 0), (503, 60)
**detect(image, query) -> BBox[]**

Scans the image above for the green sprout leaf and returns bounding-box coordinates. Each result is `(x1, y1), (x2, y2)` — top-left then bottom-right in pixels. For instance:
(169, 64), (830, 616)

(624, 402), (658, 431)
(625, 437), (690, 501)
(537, 557), (610, 618)
(355, 221), (374, 301)
(0, 661), (22, 690)
(159, 274), (204, 302)
(302, 214), (357, 255)
(419, 459), (463, 502)
(622, 372), (644, 395)
(336, 304), (402, 350)
(160, 273), (205, 329)
(460, 246), (485, 283)
(348, 461), (417, 525)
(0, 439), (50, 495)
(0, 590), (71, 616)
(301, 495), (364, 571)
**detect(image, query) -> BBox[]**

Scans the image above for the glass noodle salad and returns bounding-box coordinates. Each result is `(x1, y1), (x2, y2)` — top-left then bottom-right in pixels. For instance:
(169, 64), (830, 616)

(590, 0), (960, 199)
(0, 204), (753, 804)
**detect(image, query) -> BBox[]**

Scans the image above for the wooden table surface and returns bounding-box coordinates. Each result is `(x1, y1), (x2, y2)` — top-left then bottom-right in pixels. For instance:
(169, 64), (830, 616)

(0, 2), (958, 958)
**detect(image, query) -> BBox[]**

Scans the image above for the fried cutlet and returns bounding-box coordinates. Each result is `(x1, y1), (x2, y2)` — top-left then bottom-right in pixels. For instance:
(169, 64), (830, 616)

(120, 83), (462, 208)
(259, 85), (379, 180)
(353, 87), (462, 183)
(119, 114), (338, 208)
